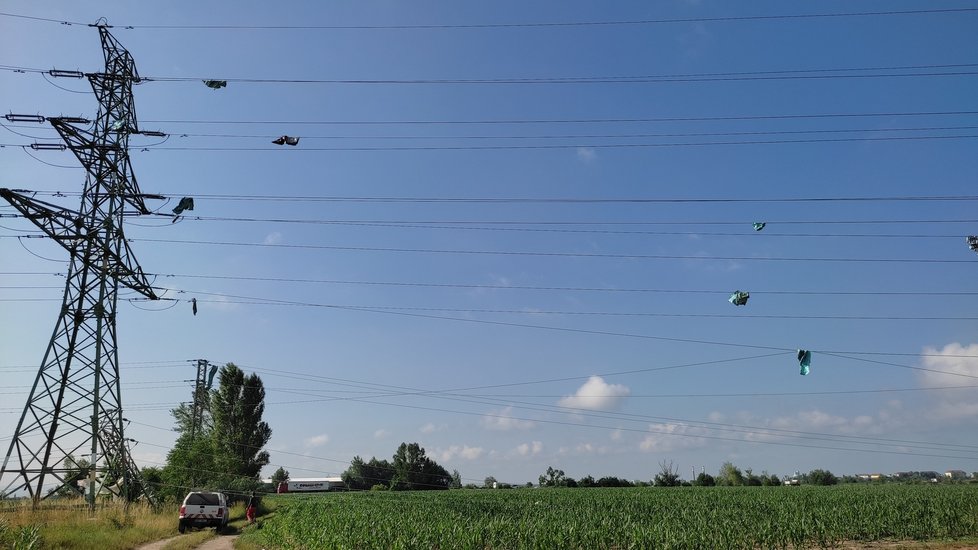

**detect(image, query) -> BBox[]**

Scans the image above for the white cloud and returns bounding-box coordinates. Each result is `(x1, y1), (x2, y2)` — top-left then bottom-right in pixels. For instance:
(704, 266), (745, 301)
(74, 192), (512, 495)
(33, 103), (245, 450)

(639, 423), (709, 453)
(576, 147), (596, 162)
(436, 445), (484, 462)
(610, 428), (623, 441)
(420, 422), (438, 434)
(574, 442), (608, 455)
(373, 429), (390, 439)
(920, 342), (978, 421)
(921, 343), (978, 387)
(515, 441), (543, 457)
(481, 406), (535, 431)
(263, 232), (283, 245)
(559, 376), (630, 411)
(304, 434), (329, 448)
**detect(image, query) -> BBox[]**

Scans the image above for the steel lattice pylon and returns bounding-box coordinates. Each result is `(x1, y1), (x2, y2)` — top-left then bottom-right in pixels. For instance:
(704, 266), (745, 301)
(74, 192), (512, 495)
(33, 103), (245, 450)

(0, 26), (159, 505)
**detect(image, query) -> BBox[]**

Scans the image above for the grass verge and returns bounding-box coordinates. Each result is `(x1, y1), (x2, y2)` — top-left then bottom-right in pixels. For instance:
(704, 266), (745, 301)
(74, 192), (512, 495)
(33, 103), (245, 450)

(0, 498), (174, 550)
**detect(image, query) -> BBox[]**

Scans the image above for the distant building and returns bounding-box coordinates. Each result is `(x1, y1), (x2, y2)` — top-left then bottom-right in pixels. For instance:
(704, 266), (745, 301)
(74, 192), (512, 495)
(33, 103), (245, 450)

(857, 473), (885, 481)
(945, 470), (968, 480)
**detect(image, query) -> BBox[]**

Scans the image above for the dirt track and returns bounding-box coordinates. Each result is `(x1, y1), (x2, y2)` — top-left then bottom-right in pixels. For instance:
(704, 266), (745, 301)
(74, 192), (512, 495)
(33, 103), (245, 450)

(133, 534), (238, 550)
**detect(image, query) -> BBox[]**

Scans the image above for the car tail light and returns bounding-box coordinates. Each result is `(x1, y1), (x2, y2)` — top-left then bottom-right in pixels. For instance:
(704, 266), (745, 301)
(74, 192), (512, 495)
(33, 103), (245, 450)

(179, 505), (186, 517)
(217, 507), (223, 517)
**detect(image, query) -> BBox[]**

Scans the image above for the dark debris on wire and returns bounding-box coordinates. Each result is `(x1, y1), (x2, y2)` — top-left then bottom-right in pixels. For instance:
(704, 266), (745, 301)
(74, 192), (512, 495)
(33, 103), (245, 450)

(272, 135), (300, 146)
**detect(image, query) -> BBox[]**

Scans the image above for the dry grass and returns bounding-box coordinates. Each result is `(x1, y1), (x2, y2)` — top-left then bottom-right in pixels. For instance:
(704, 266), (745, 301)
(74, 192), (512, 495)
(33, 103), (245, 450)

(0, 498), (174, 549)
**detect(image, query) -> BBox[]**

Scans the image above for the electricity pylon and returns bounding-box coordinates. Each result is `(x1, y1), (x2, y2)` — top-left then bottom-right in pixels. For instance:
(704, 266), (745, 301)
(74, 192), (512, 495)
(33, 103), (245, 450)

(0, 25), (160, 506)
(189, 359), (217, 440)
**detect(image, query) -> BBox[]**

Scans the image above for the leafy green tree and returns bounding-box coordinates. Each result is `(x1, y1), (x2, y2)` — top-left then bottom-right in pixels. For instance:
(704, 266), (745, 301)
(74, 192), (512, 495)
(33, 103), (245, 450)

(578, 475), (596, 488)
(390, 442), (451, 490)
(342, 456), (394, 490)
(161, 430), (217, 500)
(744, 468), (762, 486)
(271, 466), (290, 485)
(484, 476), (497, 489)
(717, 462), (745, 486)
(762, 473), (781, 486)
(654, 460), (682, 487)
(538, 466), (567, 487)
(450, 469), (462, 489)
(140, 466), (164, 496)
(596, 476), (633, 487)
(693, 472), (716, 486)
(210, 364), (272, 497)
(807, 468), (838, 486)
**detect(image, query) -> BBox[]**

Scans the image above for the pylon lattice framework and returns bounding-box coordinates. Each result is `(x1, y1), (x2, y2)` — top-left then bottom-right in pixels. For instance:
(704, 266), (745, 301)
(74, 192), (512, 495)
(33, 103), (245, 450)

(0, 26), (159, 504)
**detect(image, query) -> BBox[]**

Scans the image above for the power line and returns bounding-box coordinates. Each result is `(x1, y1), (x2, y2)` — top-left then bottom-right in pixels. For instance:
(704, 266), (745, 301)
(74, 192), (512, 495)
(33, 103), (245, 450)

(129, 215), (974, 239)
(129, 290), (978, 362)
(3, 292), (974, 322)
(140, 109), (978, 126)
(8, 61), (977, 85)
(127, 236), (977, 264)
(6, 271), (977, 297)
(11, 188), (978, 205)
(134, 290), (978, 322)
(2, 7), (973, 30)
(119, 134), (978, 151)
(130, 124), (978, 141)
(139, 64), (978, 85)
(6, 134), (978, 153)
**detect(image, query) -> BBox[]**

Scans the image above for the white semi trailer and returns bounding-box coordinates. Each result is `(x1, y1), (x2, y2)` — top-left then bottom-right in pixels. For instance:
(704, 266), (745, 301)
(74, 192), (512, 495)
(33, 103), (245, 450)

(277, 477), (346, 493)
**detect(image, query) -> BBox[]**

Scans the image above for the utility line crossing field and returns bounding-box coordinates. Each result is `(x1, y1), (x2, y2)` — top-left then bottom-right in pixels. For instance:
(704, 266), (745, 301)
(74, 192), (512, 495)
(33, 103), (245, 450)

(243, 485), (978, 549)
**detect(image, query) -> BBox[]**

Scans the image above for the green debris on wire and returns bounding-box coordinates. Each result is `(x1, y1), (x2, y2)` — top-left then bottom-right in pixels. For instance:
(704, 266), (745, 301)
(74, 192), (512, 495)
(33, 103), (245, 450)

(797, 350), (812, 376)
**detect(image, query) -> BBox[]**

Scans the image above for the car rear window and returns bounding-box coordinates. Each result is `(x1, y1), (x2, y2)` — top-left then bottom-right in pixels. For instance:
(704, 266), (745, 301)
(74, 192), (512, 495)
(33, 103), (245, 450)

(186, 493), (221, 506)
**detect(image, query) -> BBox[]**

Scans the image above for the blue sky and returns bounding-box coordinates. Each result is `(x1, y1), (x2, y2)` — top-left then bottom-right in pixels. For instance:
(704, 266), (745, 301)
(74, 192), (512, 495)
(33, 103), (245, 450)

(1, 1), (977, 490)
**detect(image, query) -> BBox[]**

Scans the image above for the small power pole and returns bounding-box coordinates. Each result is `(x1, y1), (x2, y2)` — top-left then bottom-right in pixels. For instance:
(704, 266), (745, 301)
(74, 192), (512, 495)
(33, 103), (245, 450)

(0, 24), (161, 507)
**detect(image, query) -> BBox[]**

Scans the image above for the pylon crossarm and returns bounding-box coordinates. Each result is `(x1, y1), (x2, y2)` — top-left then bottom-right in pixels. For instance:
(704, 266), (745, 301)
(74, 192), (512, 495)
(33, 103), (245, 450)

(0, 188), (84, 248)
(49, 119), (151, 215)
(0, 188), (157, 300)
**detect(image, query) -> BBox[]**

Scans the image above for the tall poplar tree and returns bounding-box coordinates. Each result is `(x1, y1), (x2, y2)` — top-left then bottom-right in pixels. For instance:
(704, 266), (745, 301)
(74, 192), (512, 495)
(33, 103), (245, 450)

(210, 364), (272, 495)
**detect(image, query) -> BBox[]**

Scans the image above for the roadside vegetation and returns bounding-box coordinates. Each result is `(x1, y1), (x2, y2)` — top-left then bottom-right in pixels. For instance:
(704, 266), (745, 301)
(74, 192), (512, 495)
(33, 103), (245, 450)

(0, 499), (173, 550)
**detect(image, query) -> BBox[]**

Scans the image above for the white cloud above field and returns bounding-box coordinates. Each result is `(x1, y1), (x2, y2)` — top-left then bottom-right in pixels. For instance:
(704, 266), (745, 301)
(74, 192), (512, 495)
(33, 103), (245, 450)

(373, 429), (390, 439)
(515, 440), (543, 457)
(481, 406), (535, 431)
(639, 422), (709, 453)
(420, 422), (443, 434)
(920, 342), (978, 388)
(263, 232), (283, 245)
(559, 376), (630, 411)
(304, 433), (329, 448)
(920, 342), (978, 421)
(436, 445), (484, 462)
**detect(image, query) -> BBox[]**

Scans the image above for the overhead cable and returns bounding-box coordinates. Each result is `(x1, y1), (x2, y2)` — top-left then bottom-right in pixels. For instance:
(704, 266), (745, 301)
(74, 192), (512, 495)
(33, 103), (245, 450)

(140, 109), (978, 126)
(128, 236), (978, 264)
(2, 7), (973, 30)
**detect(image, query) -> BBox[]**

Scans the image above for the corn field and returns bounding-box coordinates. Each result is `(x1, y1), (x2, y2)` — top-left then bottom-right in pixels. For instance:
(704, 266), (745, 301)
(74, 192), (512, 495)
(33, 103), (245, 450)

(244, 484), (978, 549)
